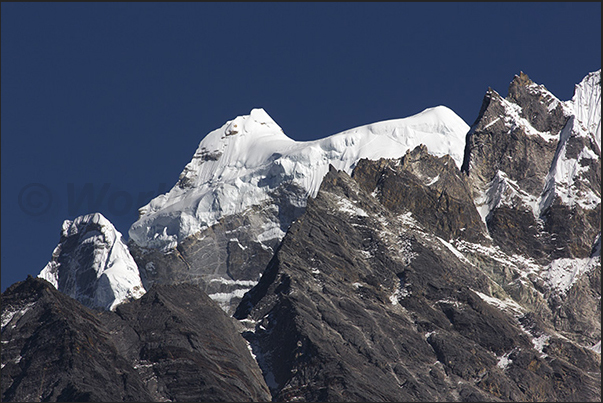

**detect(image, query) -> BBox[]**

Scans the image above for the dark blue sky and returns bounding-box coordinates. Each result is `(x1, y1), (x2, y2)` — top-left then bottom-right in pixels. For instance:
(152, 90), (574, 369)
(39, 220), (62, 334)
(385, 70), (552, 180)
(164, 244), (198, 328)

(2, 2), (601, 291)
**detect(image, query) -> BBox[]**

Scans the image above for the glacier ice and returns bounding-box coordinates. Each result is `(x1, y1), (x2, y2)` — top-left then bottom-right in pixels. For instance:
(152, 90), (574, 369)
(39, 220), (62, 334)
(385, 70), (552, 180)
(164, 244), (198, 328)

(129, 106), (470, 251)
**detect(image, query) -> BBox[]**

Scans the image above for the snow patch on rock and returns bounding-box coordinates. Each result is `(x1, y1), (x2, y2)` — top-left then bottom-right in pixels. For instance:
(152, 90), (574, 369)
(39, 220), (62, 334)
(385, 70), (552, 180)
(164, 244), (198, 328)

(475, 170), (541, 223)
(541, 255), (600, 295)
(1, 302), (36, 331)
(499, 93), (559, 142)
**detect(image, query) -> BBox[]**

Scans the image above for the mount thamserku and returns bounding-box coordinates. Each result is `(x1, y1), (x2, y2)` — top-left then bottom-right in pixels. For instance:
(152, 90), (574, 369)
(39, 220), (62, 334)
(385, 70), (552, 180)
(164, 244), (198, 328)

(2, 70), (600, 402)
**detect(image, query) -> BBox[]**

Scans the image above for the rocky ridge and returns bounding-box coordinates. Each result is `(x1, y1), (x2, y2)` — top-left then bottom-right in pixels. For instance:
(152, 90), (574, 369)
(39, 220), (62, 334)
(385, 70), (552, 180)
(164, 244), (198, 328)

(1, 276), (270, 402)
(128, 106), (469, 313)
(462, 71), (600, 261)
(460, 70), (601, 351)
(1, 70), (600, 402)
(235, 147), (600, 402)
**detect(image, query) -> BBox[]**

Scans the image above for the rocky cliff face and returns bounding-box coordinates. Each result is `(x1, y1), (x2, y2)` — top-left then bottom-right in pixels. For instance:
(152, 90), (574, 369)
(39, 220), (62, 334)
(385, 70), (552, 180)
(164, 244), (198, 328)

(352, 145), (489, 245)
(1, 277), (153, 402)
(127, 186), (300, 313)
(461, 71), (600, 262)
(127, 106), (469, 314)
(2, 70), (600, 402)
(458, 70), (601, 360)
(235, 153), (600, 402)
(1, 277), (270, 402)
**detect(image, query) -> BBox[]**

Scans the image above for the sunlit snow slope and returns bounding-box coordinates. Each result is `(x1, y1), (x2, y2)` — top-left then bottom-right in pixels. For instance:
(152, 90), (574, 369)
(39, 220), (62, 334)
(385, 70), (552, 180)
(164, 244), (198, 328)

(129, 106), (469, 251)
(540, 69), (601, 213)
(39, 213), (146, 310)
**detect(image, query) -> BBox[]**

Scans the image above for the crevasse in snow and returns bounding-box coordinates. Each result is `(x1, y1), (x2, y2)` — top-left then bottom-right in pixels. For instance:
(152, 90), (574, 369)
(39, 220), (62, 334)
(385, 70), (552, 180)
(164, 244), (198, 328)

(129, 106), (469, 251)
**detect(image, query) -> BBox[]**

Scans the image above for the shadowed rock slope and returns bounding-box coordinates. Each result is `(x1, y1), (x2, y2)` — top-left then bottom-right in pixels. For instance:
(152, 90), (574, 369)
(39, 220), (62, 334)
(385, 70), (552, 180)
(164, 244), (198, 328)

(235, 155), (600, 402)
(1, 276), (270, 402)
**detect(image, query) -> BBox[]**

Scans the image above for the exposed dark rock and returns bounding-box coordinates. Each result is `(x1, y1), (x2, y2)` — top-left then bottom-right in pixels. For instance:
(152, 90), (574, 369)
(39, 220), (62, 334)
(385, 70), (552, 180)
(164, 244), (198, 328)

(507, 72), (568, 135)
(235, 163), (601, 402)
(461, 87), (561, 198)
(129, 182), (308, 314)
(541, 200), (601, 259)
(1, 276), (271, 402)
(103, 282), (271, 402)
(3, 70), (600, 402)
(486, 206), (550, 259)
(352, 145), (489, 244)
(1, 277), (153, 402)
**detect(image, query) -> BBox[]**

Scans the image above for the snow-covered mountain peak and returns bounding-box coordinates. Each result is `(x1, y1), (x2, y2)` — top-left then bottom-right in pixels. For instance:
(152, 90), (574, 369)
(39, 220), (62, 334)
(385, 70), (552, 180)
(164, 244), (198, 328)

(60, 212), (115, 241)
(226, 107), (282, 135)
(195, 108), (289, 155)
(129, 106), (469, 251)
(38, 212), (145, 311)
(473, 83), (565, 145)
(465, 69), (601, 240)
(163, 108), (295, 193)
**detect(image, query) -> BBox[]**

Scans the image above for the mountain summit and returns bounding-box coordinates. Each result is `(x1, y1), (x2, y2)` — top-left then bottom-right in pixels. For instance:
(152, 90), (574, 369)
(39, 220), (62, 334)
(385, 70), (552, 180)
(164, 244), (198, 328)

(127, 105), (469, 311)
(38, 212), (145, 311)
(129, 105), (468, 252)
(2, 70), (600, 402)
